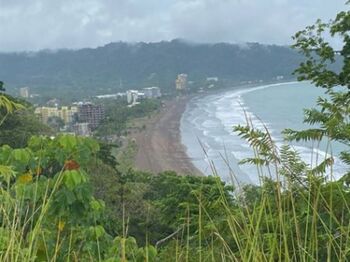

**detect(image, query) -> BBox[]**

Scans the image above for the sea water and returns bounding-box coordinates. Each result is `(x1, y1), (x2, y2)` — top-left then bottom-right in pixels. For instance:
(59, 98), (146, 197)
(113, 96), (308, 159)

(180, 82), (348, 184)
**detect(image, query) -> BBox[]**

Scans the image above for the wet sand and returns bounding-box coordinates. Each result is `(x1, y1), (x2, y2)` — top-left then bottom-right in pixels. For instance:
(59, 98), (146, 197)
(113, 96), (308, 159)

(132, 96), (202, 175)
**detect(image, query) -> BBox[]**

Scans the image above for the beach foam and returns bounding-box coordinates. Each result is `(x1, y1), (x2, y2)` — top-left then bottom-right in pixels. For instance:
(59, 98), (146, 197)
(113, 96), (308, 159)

(181, 82), (348, 184)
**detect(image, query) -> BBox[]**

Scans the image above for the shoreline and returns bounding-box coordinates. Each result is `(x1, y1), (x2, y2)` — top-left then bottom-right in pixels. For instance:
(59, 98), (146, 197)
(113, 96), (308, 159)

(131, 80), (297, 176)
(132, 95), (203, 176)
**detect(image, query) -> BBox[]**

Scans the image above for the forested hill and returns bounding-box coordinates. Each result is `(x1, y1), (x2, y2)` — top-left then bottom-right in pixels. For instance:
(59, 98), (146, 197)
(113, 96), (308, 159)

(0, 40), (302, 98)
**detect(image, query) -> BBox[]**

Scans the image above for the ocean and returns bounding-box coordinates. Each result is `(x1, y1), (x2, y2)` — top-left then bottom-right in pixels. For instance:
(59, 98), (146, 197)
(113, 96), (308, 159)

(180, 82), (348, 184)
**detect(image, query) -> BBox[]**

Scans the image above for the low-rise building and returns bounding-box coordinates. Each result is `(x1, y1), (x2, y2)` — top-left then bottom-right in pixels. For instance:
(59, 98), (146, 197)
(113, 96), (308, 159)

(142, 87), (161, 98)
(206, 77), (219, 82)
(96, 93), (125, 99)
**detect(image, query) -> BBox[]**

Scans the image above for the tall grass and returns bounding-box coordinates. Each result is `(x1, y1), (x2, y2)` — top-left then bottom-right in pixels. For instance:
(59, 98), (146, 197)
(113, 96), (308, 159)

(156, 121), (350, 261)
(1, 132), (350, 261)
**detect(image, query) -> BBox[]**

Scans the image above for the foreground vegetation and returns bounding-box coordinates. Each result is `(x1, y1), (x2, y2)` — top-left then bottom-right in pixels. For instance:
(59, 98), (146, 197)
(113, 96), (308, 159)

(0, 6), (350, 261)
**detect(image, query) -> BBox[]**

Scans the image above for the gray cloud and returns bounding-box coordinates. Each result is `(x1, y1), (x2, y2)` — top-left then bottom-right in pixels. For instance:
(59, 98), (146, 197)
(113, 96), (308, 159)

(0, 0), (347, 51)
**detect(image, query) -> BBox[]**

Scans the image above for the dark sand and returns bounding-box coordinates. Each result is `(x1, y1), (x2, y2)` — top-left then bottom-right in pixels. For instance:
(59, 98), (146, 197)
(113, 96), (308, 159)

(132, 96), (202, 175)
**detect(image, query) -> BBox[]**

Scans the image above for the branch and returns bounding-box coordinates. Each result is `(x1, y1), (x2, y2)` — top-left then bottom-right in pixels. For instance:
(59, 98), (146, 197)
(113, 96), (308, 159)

(155, 226), (183, 249)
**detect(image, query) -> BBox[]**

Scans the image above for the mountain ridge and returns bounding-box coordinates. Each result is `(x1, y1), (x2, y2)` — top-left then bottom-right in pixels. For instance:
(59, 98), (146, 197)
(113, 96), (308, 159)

(0, 39), (302, 99)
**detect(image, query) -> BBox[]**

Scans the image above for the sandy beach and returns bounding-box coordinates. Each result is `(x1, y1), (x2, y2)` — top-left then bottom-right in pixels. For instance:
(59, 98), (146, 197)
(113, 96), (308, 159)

(132, 96), (202, 176)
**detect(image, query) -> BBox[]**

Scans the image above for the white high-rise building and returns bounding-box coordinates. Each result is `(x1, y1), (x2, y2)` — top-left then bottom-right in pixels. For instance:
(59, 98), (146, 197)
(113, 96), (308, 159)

(19, 87), (29, 98)
(126, 90), (140, 104)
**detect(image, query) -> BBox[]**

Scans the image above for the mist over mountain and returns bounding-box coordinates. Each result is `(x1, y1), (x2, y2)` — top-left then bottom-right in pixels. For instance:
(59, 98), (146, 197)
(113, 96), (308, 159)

(0, 40), (302, 99)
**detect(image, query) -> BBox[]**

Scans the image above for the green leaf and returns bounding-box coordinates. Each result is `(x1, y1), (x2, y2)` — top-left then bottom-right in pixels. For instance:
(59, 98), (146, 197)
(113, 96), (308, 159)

(63, 170), (86, 190)
(84, 137), (100, 153)
(90, 198), (105, 212)
(0, 145), (12, 163)
(11, 148), (31, 163)
(93, 225), (105, 239)
(58, 135), (77, 151)
(0, 165), (16, 183)
(283, 128), (325, 142)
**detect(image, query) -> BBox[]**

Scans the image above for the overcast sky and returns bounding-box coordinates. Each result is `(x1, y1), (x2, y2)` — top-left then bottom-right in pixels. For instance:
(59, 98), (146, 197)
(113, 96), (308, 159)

(0, 0), (347, 52)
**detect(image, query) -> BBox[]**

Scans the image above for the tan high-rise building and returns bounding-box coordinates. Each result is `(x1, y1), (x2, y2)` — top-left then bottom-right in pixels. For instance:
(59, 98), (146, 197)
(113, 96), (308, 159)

(35, 107), (59, 124)
(175, 74), (187, 90)
(58, 106), (78, 124)
(59, 106), (69, 124)
(35, 106), (78, 124)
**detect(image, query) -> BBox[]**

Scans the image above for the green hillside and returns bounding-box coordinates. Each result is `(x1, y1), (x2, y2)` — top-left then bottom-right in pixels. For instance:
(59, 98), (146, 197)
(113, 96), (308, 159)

(0, 40), (301, 99)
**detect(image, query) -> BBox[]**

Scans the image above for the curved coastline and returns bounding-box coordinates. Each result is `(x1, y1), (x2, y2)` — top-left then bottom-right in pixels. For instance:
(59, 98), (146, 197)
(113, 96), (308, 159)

(180, 81), (348, 183)
(132, 95), (203, 176)
(132, 81), (300, 178)
(180, 81), (300, 180)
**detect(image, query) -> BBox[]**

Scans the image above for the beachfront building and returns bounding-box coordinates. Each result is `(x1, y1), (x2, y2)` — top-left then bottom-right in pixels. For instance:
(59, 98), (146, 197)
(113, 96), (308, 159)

(126, 90), (147, 106)
(206, 77), (219, 82)
(96, 93), (125, 99)
(126, 90), (139, 104)
(77, 102), (105, 130)
(142, 87), (161, 98)
(19, 87), (29, 98)
(176, 74), (187, 90)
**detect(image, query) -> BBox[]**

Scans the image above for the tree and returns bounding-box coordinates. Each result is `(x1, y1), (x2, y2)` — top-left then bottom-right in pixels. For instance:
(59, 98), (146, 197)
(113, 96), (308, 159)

(282, 8), (350, 178)
(0, 82), (27, 135)
(0, 82), (51, 147)
(0, 81), (5, 92)
(0, 108), (51, 148)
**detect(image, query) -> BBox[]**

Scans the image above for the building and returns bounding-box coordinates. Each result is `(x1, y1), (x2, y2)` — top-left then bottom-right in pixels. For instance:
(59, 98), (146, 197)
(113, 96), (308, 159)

(96, 93), (125, 99)
(175, 74), (187, 90)
(74, 122), (91, 137)
(126, 90), (139, 104)
(126, 90), (147, 105)
(19, 87), (29, 98)
(142, 87), (161, 98)
(35, 106), (78, 125)
(46, 98), (60, 107)
(34, 107), (59, 124)
(206, 77), (219, 82)
(77, 103), (105, 130)
(126, 87), (160, 106)
(58, 106), (78, 124)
